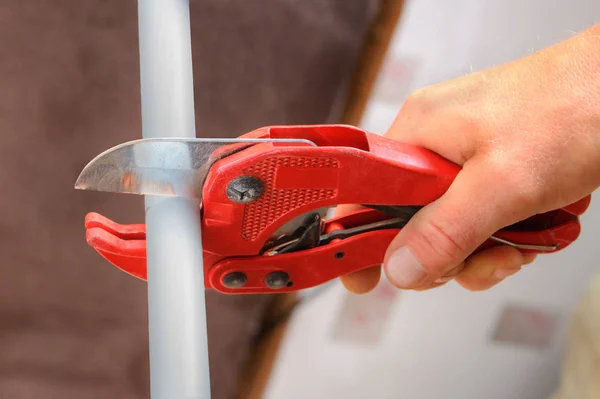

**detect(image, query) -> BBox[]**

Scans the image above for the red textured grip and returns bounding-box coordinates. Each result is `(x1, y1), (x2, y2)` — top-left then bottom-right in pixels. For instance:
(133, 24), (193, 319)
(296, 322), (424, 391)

(241, 156), (338, 240)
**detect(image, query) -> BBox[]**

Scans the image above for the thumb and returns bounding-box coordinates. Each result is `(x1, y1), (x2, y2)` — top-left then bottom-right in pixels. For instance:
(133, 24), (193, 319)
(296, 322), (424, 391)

(383, 163), (523, 289)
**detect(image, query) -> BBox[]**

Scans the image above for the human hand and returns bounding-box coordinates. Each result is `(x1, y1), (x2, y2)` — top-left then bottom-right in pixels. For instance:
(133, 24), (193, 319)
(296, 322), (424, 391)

(341, 23), (600, 294)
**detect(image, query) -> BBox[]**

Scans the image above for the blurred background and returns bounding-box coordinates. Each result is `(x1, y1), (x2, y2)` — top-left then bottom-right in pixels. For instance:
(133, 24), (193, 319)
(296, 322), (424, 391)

(0, 1), (599, 399)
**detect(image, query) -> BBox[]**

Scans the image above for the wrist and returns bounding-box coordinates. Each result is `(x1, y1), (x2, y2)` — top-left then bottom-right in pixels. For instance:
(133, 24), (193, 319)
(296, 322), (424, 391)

(549, 23), (600, 111)
(526, 25), (600, 194)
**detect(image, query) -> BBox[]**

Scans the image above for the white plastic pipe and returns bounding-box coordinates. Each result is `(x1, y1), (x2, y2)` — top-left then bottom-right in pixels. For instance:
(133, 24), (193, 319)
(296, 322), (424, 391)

(137, 1), (211, 398)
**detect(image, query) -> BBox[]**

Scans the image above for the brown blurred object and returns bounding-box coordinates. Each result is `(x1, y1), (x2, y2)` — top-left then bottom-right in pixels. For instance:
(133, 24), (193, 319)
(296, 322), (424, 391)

(236, 2), (405, 398)
(341, 0), (405, 126)
(0, 1), (400, 398)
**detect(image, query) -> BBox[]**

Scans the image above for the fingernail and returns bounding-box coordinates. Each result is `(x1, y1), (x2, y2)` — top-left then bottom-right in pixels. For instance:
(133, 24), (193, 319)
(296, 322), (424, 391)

(494, 268), (520, 280)
(385, 247), (427, 288)
(434, 276), (454, 284)
(434, 264), (464, 284)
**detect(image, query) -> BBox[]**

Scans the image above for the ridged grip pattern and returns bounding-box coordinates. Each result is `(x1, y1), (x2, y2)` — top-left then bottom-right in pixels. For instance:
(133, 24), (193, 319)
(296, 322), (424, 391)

(241, 156), (338, 240)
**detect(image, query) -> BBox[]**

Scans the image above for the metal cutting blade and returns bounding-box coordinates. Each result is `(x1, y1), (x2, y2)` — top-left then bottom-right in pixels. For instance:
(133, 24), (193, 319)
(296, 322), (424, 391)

(75, 137), (316, 199)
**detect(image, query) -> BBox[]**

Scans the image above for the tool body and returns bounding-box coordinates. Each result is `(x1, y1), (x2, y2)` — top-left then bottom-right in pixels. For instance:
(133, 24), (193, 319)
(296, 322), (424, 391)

(79, 124), (591, 294)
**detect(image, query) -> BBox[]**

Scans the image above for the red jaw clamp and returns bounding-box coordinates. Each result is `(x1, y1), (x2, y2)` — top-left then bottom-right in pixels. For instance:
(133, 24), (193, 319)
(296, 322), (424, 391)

(83, 124), (591, 294)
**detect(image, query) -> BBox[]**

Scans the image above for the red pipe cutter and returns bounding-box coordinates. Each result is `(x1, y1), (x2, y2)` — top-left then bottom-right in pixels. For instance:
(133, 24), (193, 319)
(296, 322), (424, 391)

(76, 124), (591, 294)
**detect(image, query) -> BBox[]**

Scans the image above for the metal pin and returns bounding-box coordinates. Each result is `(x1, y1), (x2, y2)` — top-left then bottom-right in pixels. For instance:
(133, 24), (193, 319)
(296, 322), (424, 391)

(265, 271), (291, 289)
(223, 272), (248, 289)
(489, 235), (558, 251)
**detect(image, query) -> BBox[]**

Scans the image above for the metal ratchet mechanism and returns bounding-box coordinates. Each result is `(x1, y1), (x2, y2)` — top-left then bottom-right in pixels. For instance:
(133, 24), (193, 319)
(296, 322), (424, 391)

(262, 207), (559, 257)
(75, 124), (591, 294)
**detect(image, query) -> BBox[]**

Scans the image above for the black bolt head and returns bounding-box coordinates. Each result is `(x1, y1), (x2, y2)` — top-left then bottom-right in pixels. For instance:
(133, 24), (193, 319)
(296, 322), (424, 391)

(265, 271), (290, 290)
(223, 272), (248, 289)
(226, 176), (264, 203)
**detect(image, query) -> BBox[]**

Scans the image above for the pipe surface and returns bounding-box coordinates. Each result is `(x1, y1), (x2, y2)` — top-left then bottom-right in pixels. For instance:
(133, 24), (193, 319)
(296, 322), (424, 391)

(137, 1), (211, 398)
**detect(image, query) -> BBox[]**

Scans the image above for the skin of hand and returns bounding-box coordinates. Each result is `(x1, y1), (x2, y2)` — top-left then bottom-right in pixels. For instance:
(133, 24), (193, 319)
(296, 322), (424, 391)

(340, 23), (600, 294)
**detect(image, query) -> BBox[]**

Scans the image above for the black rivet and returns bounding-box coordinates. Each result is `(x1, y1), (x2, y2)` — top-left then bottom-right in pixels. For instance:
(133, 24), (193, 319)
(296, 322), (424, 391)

(223, 272), (247, 289)
(334, 252), (345, 259)
(226, 176), (264, 203)
(265, 271), (290, 290)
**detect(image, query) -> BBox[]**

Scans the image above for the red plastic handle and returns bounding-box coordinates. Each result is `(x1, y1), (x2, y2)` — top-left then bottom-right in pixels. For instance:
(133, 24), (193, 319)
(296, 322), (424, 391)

(207, 206), (584, 293)
(200, 125), (461, 261)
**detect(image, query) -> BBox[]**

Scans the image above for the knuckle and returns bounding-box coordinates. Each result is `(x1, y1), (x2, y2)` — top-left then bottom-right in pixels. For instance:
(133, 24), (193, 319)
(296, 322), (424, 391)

(484, 155), (543, 217)
(409, 217), (469, 273)
(426, 219), (467, 259)
(403, 88), (432, 113)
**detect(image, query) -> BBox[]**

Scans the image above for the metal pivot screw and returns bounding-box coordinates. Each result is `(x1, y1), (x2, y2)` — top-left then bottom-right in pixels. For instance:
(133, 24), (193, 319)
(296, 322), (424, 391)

(226, 176), (264, 203)
(223, 272), (248, 289)
(265, 271), (291, 289)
